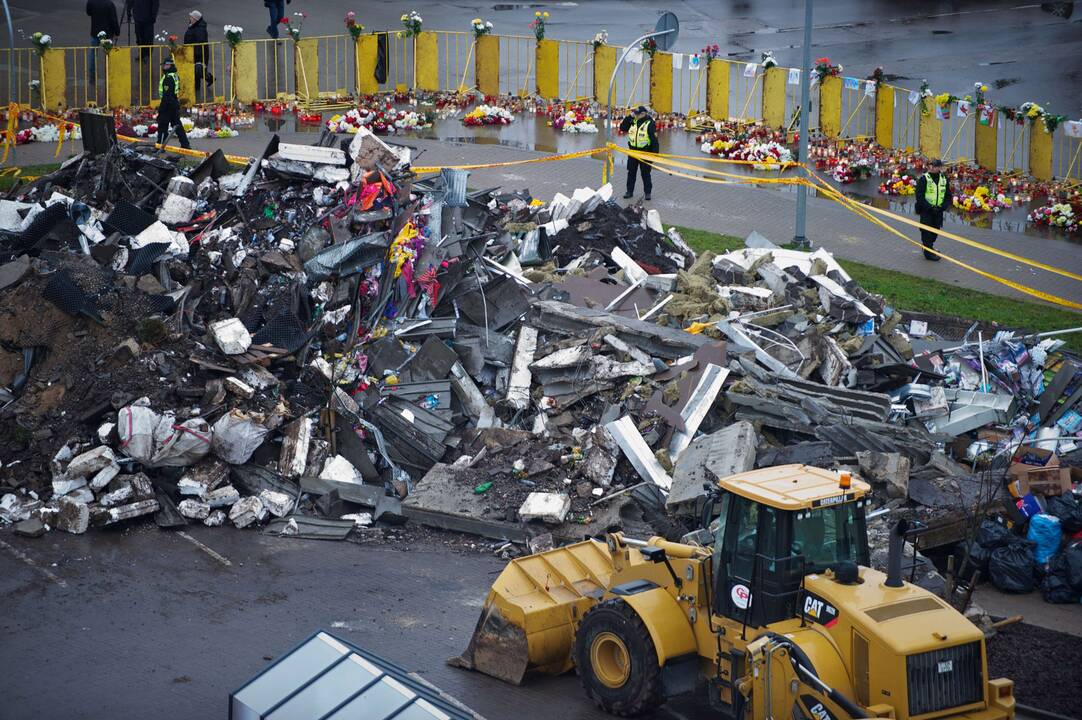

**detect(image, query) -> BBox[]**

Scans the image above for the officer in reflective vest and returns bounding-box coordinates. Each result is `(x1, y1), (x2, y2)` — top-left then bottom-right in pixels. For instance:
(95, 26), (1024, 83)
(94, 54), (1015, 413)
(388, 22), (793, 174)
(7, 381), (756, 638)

(156, 58), (191, 149)
(914, 158), (952, 261)
(619, 105), (659, 201)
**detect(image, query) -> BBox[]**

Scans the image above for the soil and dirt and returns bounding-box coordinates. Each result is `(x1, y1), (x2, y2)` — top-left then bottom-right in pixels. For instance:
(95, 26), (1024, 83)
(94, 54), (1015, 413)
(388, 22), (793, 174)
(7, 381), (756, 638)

(986, 620), (1082, 717)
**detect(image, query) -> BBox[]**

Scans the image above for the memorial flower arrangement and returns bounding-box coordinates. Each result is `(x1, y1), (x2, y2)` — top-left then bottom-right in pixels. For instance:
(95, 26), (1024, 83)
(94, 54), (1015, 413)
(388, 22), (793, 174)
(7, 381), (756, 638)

(471, 18), (493, 39)
(344, 12), (364, 39)
(952, 185), (1012, 213)
(869, 66), (884, 88)
(326, 105), (432, 135)
(400, 11), (423, 39)
(830, 157), (874, 184)
(813, 57), (842, 82)
(1028, 203), (1077, 231)
(933, 92), (957, 120)
(877, 173), (916, 196)
(761, 51), (777, 69)
(30, 32), (51, 56)
(551, 106), (597, 133)
(96, 32), (115, 53)
(463, 104), (513, 126)
(592, 30), (608, 50)
(155, 31), (179, 51)
(529, 11), (549, 41)
(641, 38), (658, 58)
(223, 25), (244, 49)
(18, 122), (81, 143)
(701, 44), (720, 61)
(698, 129), (792, 170)
(282, 13), (305, 42)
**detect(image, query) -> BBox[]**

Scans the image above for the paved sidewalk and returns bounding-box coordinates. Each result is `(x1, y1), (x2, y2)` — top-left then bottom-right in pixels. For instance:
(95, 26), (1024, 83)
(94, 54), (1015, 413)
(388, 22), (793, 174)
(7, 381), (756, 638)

(9, 132), (1082, 312)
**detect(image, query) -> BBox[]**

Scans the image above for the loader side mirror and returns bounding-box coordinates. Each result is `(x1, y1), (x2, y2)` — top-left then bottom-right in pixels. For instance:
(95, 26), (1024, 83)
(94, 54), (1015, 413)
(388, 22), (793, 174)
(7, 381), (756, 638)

(641, 546), (667, 563)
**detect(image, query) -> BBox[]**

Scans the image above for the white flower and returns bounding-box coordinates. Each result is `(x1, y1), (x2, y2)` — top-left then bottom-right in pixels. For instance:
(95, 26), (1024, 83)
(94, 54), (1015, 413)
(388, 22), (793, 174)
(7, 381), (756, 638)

(97, 31), (107, 39)
(39, 34), (51, 45)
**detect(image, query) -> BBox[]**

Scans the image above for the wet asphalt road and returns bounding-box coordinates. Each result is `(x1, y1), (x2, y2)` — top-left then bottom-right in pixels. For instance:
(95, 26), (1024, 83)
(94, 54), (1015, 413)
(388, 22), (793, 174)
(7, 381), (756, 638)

(0, 525), (717, 720)
(27, 0), (1082, 112)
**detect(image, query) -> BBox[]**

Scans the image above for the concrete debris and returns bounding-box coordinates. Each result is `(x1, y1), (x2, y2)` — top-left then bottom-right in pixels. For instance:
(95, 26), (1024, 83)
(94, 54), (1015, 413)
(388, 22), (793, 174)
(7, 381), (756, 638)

(0, 134), (1077, 608)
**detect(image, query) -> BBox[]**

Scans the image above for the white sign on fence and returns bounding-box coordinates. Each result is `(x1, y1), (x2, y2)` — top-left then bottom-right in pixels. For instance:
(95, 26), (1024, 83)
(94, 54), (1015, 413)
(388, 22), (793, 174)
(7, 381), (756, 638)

(743, 63), (757, 78)
(957, 100), (971, 118)
(672, 52), (683, 69)
(688, 54), (701, 70)
(627, 48), (643, 64)
(788, 68), (800, 85)
(1064, 120), (1082, 138)
(908, 90), (920, 105)
(864, 80), (876, 97)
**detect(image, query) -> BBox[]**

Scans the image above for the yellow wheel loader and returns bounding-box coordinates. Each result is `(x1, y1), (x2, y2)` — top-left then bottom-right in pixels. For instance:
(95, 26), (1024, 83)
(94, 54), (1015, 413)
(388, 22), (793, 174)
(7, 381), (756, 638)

(454, 465), (1016, 720)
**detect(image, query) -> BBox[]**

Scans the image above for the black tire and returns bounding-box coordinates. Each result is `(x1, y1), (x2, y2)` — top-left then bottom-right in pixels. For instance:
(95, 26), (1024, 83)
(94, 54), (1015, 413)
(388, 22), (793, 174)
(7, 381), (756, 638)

(574, 598), (664, 717)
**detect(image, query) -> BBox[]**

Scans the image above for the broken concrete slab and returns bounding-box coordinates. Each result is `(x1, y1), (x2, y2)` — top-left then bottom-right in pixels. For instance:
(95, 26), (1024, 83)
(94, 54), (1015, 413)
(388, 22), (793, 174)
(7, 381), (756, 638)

(857, 451), (910, 499)
(229, 496), (267, 528)
(278, 417), (312, 478)
(13, 517), (46, 538)
(209, 317), (252, 355)
(669, 421), (758, 514)
(54, 496), (90, 534)
(505, 326), (538, 411)
(605, 415), (673, 492)
(65, 445), (118, 479)
(178, 499), (211, 520)
(178, 459), (229, 496)
(402, 463), (527, 542)
(259, 489), (293, 517)
(518, 492), (571, 524)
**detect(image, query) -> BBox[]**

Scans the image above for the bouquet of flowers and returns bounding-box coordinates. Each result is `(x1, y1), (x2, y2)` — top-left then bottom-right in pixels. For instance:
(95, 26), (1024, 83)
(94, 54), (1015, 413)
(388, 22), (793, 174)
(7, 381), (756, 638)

(26, 123), (81, 143)
(223, 25), (244, 49)
(953, 185), (1011, 212)
(344, 12), (364, 39)
(155, 31), (179, 51)
(830, 157), (874, 184)
(282, 13), (305, 42)
(96, 31), (115, 53)
(761, 51), (777, 69)
(933, 92), (957, 120)
(592, 30), (608, 50)
(1028, 203), (1078, 231)
(641, 38), (658, 58)
(463, 104), (514, 126)
(471, 18), (493, 39)
(400, 11), (423, 38)
(326, 105), (432, 135)
(699, 133), (792, 169)
(701, 44), (720, 61)
(813, 57), (841, 82)
(869, 66), (884, 87)
(529, 11), (549, 41)
(551, 106), (597, 133)
(30, 32), (51, 56)
(877, 173), (916, 196)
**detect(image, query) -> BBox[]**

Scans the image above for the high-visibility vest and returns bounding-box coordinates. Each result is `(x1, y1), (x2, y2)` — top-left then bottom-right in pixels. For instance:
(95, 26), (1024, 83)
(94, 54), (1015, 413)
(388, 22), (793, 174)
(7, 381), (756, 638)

(159, 72), (179, 98)
(923, 172), (947, 208)
(628, 118), (652, 149)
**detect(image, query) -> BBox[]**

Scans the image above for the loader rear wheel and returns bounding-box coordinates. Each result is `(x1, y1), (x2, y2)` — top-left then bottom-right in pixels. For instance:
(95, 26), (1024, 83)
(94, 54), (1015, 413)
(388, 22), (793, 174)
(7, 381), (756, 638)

(574, 599), (663, 717)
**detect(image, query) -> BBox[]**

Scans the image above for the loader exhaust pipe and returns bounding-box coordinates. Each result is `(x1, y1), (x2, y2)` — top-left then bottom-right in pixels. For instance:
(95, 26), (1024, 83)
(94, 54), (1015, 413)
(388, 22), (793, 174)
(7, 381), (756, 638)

(885, 519), (909, 588)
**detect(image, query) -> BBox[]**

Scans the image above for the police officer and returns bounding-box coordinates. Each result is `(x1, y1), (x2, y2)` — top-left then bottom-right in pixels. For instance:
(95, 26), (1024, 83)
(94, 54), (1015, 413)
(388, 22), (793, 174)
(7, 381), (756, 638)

(619, 105), (659, 201)
(914, 158), (952, 261)
(156, 58), (191, 149)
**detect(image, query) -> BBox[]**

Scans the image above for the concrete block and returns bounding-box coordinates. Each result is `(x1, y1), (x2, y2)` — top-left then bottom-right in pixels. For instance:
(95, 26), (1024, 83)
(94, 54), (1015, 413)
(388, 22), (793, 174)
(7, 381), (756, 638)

(55, 496), (90, 534)
(99, 499), (159, 525)
(518, 492), (571, 524)
(65, 446), (118, 479)
(857, 451), (910, 499)
(52, 476), (88, 497)
(224, 377), (255, 399)
(669, 421), (758, 514)
(204, 509), (227, 526)
(89, 462), (121, 491)
(178, 499), (211, 520)
(319, 455), (365, 485)
(260, 489), (293, 518)
(209, 318), (252, 355)
(203, 484), (241, 508)
(178, 459), (229, 496)
(278, 417), (312, 478)
(13, 518), (46, 537)
(99, 481), (134, 507)
(229, 496), (267, 528)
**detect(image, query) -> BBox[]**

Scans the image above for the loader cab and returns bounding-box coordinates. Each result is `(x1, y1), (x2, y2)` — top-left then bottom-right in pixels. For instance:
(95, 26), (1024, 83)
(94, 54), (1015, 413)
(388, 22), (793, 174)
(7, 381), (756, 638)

(710, 465), (871, 628)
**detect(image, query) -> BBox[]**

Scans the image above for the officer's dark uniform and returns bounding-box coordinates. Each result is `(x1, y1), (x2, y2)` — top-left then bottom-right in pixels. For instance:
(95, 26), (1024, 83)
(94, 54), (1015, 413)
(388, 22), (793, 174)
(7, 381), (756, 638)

(914, 166), (952, 261)
(619, 107), (659, 200)
(156, 61), (190, 149)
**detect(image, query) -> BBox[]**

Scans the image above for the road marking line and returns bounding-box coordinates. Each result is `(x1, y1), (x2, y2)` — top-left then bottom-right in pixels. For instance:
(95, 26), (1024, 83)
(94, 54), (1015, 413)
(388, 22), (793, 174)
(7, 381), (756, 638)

(177, 531), (232, 567)
(0, 537), (68, 588)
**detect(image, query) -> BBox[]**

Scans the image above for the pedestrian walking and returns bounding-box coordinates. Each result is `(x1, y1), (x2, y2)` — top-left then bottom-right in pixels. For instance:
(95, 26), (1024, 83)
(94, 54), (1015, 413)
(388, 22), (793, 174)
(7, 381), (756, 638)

(123, 0), (159, 62)
(265, 0), (291, 39)
(914, 158), (952, 261)
(183, 10), (214, 91)
(86, 0), (120, 83)
(156, 58), (191, 149)
(619, 106), (659, 201)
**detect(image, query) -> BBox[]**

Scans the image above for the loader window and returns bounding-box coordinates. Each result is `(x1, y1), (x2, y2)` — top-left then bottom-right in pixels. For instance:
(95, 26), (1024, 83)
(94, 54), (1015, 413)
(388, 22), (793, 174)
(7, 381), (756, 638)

(792, 502), (869, 573)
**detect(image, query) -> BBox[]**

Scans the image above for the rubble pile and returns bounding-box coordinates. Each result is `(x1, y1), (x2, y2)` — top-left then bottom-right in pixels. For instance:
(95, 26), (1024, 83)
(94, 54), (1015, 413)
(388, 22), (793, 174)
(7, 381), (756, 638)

(0, 126), (1079, 602)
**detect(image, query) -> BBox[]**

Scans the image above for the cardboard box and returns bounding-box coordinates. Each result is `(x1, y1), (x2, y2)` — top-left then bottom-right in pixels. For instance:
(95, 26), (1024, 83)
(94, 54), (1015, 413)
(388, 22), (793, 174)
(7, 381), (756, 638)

(1010, 465), (1081, 498)
(1007, 444), (1060, 497)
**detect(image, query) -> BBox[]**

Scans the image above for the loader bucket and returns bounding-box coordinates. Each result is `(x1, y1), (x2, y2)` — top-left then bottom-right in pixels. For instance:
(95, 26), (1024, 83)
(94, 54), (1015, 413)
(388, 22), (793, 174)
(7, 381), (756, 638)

(450, 538), (621, 685)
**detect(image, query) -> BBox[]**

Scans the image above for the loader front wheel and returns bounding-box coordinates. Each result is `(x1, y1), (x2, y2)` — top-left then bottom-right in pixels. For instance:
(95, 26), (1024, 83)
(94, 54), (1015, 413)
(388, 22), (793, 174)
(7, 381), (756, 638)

(574, 599), (663, 717)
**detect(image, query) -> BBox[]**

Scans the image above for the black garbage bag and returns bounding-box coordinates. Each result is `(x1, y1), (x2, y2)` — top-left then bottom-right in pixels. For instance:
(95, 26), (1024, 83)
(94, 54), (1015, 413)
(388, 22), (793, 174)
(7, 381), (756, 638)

(989, 541), (1036, 593)
(976, 519), (1015, 549)
(1065, 540), (1082, 592)
(958, 540), (990, 581)
(1041, 551), (1082, 604)
(1046, 492), (1082, 535)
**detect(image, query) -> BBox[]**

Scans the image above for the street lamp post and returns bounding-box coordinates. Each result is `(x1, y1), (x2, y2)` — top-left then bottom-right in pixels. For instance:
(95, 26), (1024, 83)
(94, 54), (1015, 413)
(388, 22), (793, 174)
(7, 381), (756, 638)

(793, 0), (814, 248)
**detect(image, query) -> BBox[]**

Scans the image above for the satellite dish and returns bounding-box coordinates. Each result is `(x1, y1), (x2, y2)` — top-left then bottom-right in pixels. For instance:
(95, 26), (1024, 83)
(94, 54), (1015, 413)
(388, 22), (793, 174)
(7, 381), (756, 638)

(654, 12), (680, 51)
